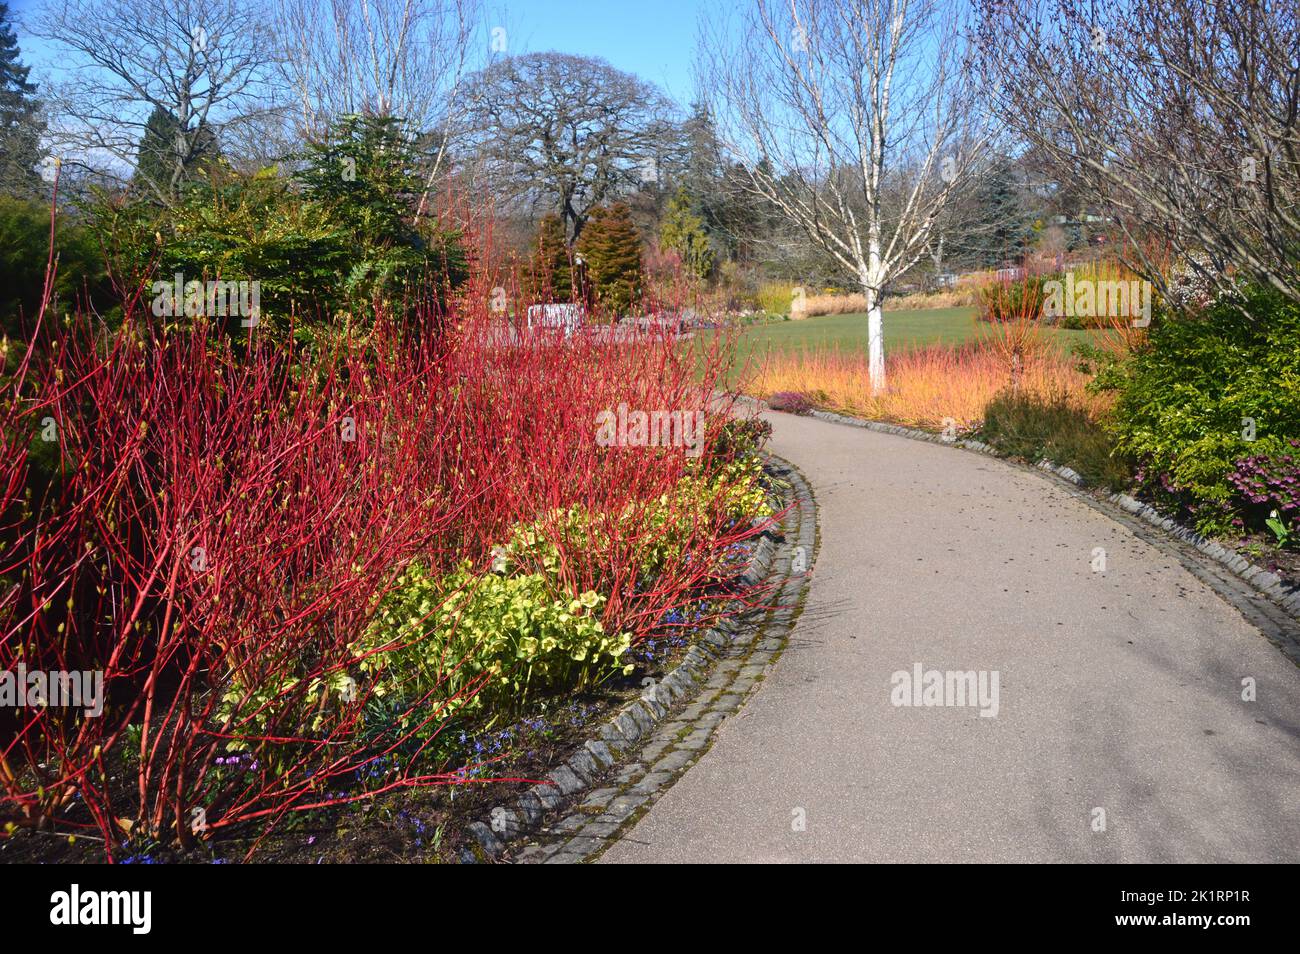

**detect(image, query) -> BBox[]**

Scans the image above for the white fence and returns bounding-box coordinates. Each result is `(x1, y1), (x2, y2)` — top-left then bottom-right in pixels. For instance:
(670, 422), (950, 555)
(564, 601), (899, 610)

(525, 303), (586, 336)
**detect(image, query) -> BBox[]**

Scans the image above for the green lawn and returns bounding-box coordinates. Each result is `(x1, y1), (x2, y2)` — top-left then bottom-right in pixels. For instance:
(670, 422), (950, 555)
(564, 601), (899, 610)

(733, 307), (1105, 365)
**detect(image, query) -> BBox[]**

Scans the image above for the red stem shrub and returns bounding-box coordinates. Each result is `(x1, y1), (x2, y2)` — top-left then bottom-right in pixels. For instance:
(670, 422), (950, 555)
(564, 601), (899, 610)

(1, 281), (765, 858)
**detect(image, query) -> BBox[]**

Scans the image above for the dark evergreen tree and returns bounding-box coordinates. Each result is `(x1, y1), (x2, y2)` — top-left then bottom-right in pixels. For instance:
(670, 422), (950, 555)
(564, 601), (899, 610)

(528, 213), (573, 302)
(132, 106), (220, 203)
(942, 155), (1042, 270)
(721, 158), (788, 265)
(576, 203), (642, 317)
(979, 161), (1033, 263)
(295, 114), (467, 310)
(678, 101), (733, 264)
(0, 2), (44, 197)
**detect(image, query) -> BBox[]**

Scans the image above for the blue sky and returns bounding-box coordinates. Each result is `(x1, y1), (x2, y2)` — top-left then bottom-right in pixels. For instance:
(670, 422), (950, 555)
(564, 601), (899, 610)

(9, 0), (711, 105)
(488, 0), (709, 101)
(7, 0), (59, 72)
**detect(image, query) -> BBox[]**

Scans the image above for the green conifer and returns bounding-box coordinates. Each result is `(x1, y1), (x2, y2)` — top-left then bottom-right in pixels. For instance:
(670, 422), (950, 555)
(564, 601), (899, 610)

(577, 202), (642, 317)
(528, 213), (573, 301)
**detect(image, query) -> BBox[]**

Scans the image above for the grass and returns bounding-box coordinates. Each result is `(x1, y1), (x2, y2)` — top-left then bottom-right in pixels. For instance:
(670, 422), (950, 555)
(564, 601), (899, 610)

(728, 303), (1133, 501)
(733, 306), (1106, 372)
(979, 388), (1132, 489)
(748, 341), (1106, 431)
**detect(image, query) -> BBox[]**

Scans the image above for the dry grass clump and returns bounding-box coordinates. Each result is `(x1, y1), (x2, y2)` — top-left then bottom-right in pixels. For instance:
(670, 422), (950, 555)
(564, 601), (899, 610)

(750, 342), (1107, 430)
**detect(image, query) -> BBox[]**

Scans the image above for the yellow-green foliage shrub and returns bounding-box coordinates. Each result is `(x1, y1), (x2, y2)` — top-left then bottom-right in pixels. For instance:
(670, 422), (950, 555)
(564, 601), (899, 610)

(352, 560), (631, 729)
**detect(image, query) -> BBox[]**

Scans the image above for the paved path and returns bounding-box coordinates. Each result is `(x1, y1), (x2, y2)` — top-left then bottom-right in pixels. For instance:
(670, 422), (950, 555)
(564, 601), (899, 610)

(600, 410), (1300, 863)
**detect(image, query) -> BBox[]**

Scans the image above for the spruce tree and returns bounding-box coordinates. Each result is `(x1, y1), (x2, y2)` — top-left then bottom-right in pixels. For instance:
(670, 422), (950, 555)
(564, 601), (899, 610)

(528, 213), (573, 301)
(577, 203), (642, 318)
(680, 102), (734, 260)
(977, 159), (1035, 265)
(0, 2), (44, 197)
(295, 114), (468, 310)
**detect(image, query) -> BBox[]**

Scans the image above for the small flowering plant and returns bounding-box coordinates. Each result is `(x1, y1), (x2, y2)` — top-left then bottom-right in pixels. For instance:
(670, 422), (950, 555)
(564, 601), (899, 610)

(1265, 510), (1295, 549)
(1229, 438), (1300, 547)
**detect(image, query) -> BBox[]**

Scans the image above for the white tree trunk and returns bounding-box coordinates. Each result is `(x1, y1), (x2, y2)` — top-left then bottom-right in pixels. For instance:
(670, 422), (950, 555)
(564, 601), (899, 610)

(703, 0), (983, 400)
(863, 243), (886, 394)
(867, 294), (885, 395)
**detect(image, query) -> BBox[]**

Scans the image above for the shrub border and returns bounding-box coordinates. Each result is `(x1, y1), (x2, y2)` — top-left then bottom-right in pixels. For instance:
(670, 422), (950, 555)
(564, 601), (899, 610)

(459, 453), (816, 862)
(801, 406), (1300, 634)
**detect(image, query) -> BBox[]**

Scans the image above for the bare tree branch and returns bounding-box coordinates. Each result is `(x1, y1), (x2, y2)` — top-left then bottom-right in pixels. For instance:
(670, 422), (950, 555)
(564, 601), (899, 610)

(34, 0), (279, 205)
(270, 0), (480, 220)
(976, 0), (1300, 304)
(461, 51), (680, 242)
(699, 0), (991, 391)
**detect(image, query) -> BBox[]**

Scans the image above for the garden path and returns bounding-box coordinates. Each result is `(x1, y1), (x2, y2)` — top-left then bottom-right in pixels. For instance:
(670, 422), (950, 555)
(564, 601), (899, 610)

(599, 409), (1300, 862)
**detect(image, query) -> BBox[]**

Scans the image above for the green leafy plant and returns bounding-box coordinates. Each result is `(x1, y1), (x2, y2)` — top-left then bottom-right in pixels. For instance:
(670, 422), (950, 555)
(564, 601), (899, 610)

(1, 196), (110, 339)
(353, 559), (631, 728)
(498, 457), (771, 592)
(634, 455), (773, 578)
(1108, 285), (1300, 533)
(977, 273), (1049, 323)
(1265, 510), (1294, 549)
(82, 114), (468, 340)
(659, 188), (715, 281)
(712, 417), (772, 463)
(755, 282), (794, 316)
(215, 666), (359, 760)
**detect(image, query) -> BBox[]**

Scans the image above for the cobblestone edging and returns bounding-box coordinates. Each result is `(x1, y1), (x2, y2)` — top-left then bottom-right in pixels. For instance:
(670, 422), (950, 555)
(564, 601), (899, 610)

(806, 406), (1300, 637)
(459, 455), (817, 863)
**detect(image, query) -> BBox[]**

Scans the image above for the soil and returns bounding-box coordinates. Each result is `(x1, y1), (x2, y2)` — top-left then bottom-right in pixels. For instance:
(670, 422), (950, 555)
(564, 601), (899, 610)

(1230, 532), (1300, 589)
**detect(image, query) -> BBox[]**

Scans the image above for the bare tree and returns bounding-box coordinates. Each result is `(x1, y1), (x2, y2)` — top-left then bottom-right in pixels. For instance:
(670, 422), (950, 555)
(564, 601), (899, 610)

(33, 0), (278, 205)
(977, 0), (1300, 304)
(700, 0), (989, 392)
(272, 0), (479, 220)
(462, 52), (680, 242)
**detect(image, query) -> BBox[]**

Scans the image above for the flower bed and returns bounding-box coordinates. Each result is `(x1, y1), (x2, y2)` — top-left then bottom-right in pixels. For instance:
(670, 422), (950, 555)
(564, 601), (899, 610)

(0, 299), (773, 861)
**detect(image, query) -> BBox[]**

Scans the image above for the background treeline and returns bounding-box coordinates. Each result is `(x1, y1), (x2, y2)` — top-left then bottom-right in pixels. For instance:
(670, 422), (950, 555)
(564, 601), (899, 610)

(0, 0), (1096, 339)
